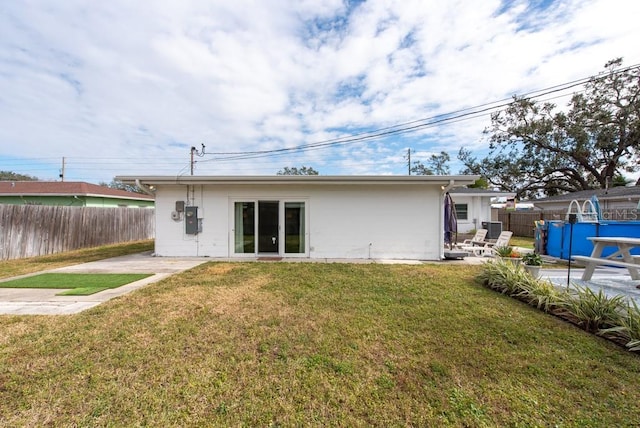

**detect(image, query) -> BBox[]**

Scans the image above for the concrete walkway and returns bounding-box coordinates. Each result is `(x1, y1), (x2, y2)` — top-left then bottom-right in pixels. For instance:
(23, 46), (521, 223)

(0, 252), (209, 315)
(1, 251), (638, 315)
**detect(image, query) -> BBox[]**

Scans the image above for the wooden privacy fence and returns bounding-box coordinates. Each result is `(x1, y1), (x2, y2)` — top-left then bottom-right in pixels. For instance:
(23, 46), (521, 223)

(497, 211), (549, 238)
(0, 205), (155, 260)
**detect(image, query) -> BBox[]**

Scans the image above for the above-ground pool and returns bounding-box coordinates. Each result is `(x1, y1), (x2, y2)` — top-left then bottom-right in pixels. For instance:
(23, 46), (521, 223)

(545, 220), (640, 260)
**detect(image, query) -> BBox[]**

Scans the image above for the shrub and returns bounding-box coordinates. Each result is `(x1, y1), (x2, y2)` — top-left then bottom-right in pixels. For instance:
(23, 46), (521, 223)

(600, 299), (640, 351)
(522, 252), (543, 266)
(493, 246), (513, 258)
(516, 278), (565, 313)
(477, 260), (639, 352)
(477, 259), (536, 296)
(558, 285), (627, 333)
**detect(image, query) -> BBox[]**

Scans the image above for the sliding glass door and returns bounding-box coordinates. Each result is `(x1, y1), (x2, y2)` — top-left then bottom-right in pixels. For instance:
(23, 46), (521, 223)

(232, 200), (307, 256)
(258, 201), (279, 253)
(284, 202), (305, 254)
(234, 202), (255, 253)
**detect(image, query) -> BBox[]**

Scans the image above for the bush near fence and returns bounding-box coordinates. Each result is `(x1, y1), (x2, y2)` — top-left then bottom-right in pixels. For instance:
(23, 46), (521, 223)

(497, 209), (636, 237)
(0, 205), (155, 260)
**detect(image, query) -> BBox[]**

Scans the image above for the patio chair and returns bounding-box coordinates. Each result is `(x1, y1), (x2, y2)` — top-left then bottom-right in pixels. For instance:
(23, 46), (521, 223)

(458, 229), (488, 247)
(459, 231), (513, 257)
(483, 231), (514, 256)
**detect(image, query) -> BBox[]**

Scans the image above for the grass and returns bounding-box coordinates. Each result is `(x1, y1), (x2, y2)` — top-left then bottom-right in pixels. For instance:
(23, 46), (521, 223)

(1, 261), (640, 426)
(510, 235), (535, 248)
(0, 240), (153, 280)
(0, 273), (153, 296)
(458, 234), (535, 249)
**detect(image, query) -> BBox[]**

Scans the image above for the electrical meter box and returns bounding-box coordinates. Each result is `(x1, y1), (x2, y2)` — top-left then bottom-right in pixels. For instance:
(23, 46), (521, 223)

(185, 206), (199, 235)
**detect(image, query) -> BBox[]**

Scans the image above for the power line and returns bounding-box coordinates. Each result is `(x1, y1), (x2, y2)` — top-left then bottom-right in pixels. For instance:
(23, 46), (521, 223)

(200, 63), (640, 162)
(4, 62), (638, 179)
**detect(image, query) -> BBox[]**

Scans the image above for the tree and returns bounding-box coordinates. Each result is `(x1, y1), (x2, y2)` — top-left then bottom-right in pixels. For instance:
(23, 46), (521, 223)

(277, 166), (319, 175)
(410, 161), (432, 175)
(0, 171), (39, 181)
(467, 177), (489, 189)
(410, 151), (450, 175)
(459, 59), (640, 198)
(99, 180), (147, 194)
(611, 174), (633, 187)
(428, 151), (451, 175)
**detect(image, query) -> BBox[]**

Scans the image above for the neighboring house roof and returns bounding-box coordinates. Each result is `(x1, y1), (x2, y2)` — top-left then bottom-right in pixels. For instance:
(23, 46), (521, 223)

(0, 181), (154, 201)
(533, 186), (640, 206)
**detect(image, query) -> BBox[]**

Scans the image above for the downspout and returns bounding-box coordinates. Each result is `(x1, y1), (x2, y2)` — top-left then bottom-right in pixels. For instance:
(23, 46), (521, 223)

(442, 179), (455, 194)
(135, 179), (155, 196)
(440, 180), (455, 259)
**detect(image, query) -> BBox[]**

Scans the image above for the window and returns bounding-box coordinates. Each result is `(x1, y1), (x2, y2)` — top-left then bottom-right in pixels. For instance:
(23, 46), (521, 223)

(234, 202), (255, 253)
(454, 203), (468, 220)
(284, 202), (305, 254)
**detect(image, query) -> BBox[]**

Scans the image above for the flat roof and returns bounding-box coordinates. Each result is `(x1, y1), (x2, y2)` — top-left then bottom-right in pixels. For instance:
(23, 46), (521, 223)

(116, 175), (480, 187)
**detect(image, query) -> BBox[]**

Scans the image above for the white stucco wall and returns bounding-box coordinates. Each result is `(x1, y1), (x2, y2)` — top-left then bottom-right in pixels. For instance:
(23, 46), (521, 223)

(451, 195), (493, 233)
(152, 183), (444, 260)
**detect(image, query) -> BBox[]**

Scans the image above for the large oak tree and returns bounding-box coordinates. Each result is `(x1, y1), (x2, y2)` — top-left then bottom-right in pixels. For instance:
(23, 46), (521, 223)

(459, 59), (640, 199)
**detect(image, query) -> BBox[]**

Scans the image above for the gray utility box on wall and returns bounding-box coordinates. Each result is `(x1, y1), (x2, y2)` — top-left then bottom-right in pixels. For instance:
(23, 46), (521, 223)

(185, 206), (199, 235)
(482, 221), (502, 239)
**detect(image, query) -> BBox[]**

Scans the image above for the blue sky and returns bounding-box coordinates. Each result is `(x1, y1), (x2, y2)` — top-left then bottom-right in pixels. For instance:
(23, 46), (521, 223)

(1, 0), (639, 183)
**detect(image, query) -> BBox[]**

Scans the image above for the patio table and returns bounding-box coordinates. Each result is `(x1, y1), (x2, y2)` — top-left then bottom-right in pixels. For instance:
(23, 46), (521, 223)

(572, 236), (640, 282)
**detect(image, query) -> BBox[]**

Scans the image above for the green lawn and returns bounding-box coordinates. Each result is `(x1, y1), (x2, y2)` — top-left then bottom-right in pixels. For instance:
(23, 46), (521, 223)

(510, 235), (535, 248)
(0, 273), (153, 295)
(1, 261), (639, 426)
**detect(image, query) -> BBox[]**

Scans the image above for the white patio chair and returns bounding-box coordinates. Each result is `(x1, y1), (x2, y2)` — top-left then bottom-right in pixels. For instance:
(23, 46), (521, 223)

(459, 231), (513, 257)
(483, 231), (514, 256)
(458, 229), (488, 247)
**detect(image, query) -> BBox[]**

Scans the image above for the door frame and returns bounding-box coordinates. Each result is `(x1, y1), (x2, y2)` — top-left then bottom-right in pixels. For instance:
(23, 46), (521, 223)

(229, 198), (309, 257)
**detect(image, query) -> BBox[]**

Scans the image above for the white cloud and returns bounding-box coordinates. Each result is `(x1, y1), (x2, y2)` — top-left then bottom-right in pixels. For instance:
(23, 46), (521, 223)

(0, 0), (638, 181)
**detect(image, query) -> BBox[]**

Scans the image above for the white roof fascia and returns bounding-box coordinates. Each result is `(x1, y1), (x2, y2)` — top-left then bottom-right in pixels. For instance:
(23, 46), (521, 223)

(115, 175), (480, 187)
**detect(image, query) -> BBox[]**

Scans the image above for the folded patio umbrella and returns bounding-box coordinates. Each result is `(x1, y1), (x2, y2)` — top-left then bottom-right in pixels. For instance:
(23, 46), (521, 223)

(444, 192), (458, 248)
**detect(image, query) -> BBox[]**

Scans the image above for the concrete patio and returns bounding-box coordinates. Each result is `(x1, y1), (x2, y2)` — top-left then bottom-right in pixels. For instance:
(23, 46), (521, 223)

(541, 264), (640, 304)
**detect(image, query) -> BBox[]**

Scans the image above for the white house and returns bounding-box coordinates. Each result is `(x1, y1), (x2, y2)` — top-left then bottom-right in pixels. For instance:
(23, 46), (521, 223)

(116, 175), (479, 260)
(448, 188), (516, 234)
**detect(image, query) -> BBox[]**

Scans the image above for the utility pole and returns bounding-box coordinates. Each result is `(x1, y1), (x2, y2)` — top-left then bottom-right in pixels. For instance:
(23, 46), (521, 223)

(190, 144), (206, 175)
(406, 148), (411, 175)
(59, 157), (65, 182)
(190, 147), (195, 176)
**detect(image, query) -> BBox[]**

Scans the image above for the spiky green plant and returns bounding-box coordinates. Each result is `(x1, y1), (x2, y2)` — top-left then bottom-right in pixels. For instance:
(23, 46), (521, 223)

(477, 259), (523, 294)
(516, 278), (566, 313)
(478, 258), (638, 352)
(477, 259), (540, 297)
(600, 299), (640, 351)
(559, 285), (627, 333)
(493, 246), (513, 258)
